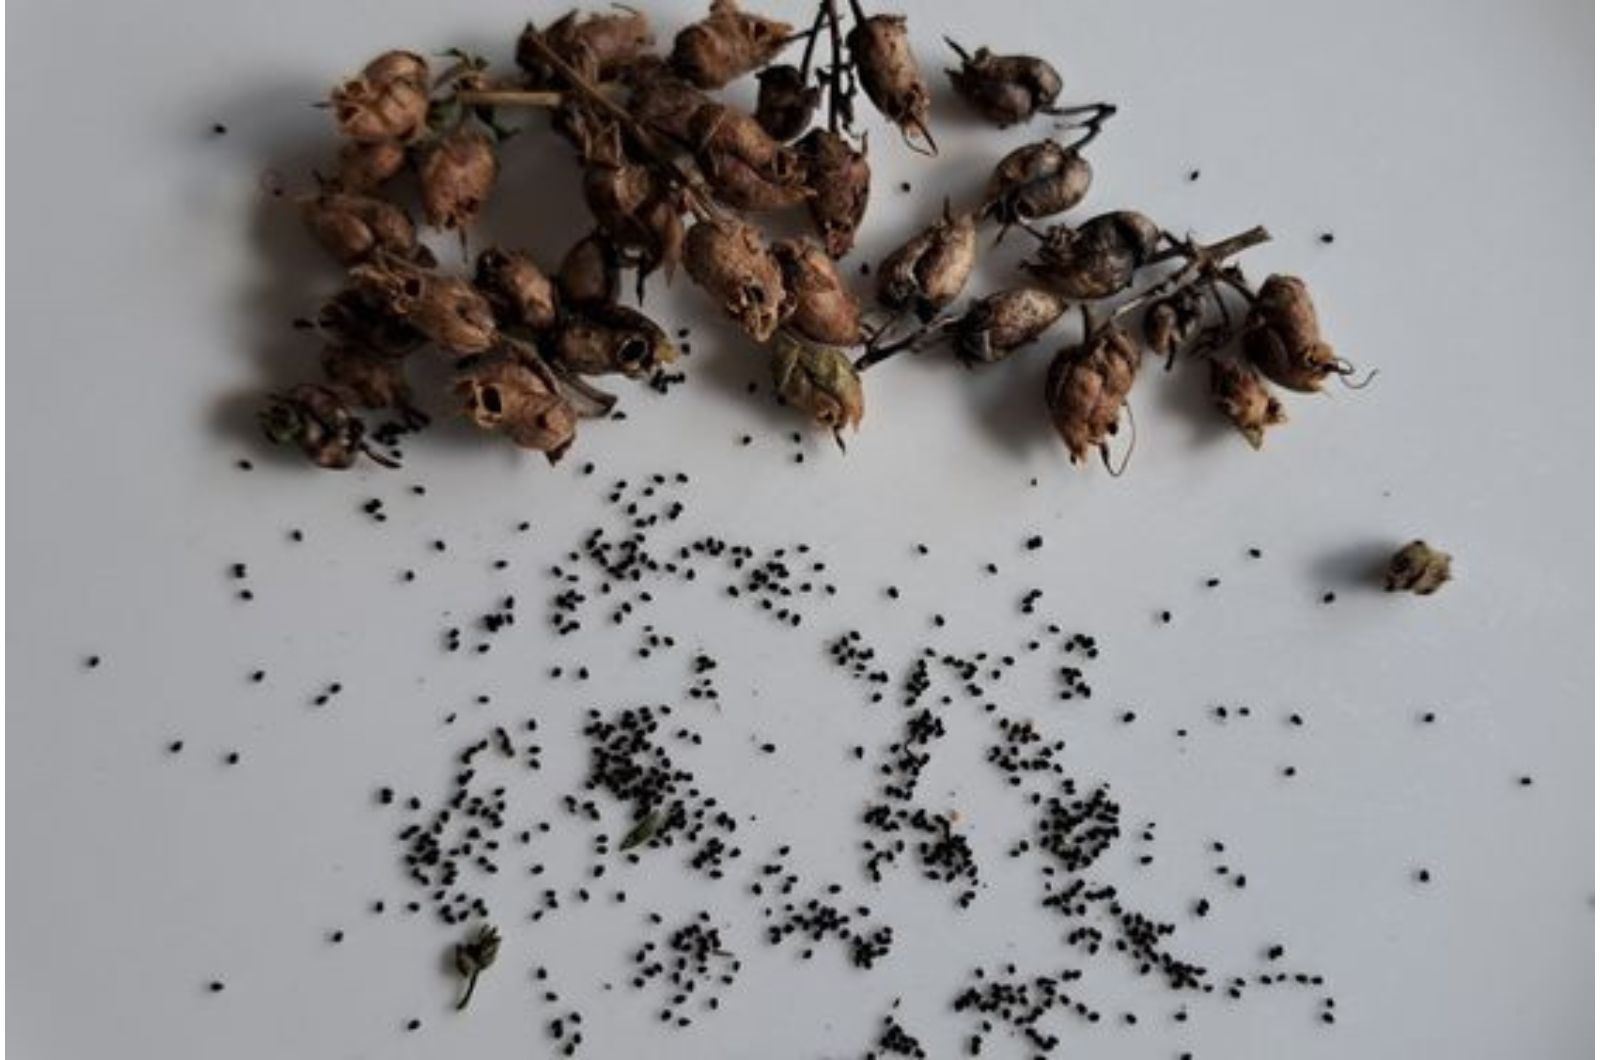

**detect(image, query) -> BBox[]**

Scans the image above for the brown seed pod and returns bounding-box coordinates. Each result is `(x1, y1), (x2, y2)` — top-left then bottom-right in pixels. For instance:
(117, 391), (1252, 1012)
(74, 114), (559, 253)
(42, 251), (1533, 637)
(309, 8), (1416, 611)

(319, 343), (420, 416)
(1045, 326), (1139, 466)
(770, 331), (865, 437)
(336, 139), (408, 193)
(877, 205), (979, 321)
(581, 128), (686, 283)
(316, 288), (425, 359)
(552, 302), (678, 379)
(258, 383), (393, 470)
(455, 351), (576, 463)
(671, 0), (794, 89)
(684, 215), (792, 342)
(1384, 540), (1453, 595)
(950, 287), (1071, 366)
(558, 232), (622, 307)
(798, 129), (871, 258)
(984, 139), (1092, 225)
(846, 11), (934, 152)
(419, 128), (498, 232)
(349, 258), (498, 356)
(517, 9), (654, 84)
(298, 190), (421, 266)
(774, 239), (863, 346)
(1242, 274), (1342, 393)
(330, 50), (430, 144)
(691, 103), (809, 211)
(945, 39), (1063, 127)
(755, 64), (822, 142)
(474, 248), (560, 332)
(1208, 358), (1286, 450)
(1142, 285), (1207, 363)
(624, 59), (716, 145)
(1023, 211), (1162, 300)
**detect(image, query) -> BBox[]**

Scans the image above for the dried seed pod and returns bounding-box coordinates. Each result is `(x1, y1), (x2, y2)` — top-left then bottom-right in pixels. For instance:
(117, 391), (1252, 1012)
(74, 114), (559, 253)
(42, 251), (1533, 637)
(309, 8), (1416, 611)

(455, 352), (576, 463)
(558, 232), (622, 307)
(518, 9), (655, 84)
(684, 215), (792, 342)
(474, 248), (560, 331)
(419, 127), (498, 232)
(984, 139), (1092, 225)
(755, 64), (821, 142)
(1023, 211), (1162, 300)
(552, 303), (678, 379)
(945, 40), (1063, 127)
(770, 331), (865, 436)
(298, 190), (420, 265)
(1208, 358), (1285, 449)
(877, 206), (979, 321)
(671, 0), (794, 89)
(847, 11), (934, 151)
(336, 139), (408, 193)
(774, 239), (863, 346)
(350, 258), (498, 356)
(691, 103), (809, 211)
(951, 287), (1071, 366)
(581, 128), (686, 282)
(319, 344), (418, 413)
(258, 383), (390, 469)
(1045, 326), (1139, 465)
(1384, 540), (1453, 596)
(798, 129), (870, 258)
(330, 50), (430, 144)
(624, 59), (715, 145)
(1143, 285), (1206, 362)
(1242, 274), (1341, 392)
(317, 288), (425, 358)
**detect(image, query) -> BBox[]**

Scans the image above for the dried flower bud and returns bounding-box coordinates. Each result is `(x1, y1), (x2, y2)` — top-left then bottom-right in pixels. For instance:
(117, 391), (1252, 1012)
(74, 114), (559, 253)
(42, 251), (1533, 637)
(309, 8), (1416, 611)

(771, 331), (865, 436)
(847, 13), (934, 151)
(774, 239), (863, 346)
(1242, 274), (1341, 393)
(951, 287), (1071, 366)
(336, 139), (408, 193)
(258, 383), (390, 470)
(558, 232), (622, 307)
(798, 129), (870, 258)
(317, 288), (425, 358)
(298, 190), (420, 266)
(1208, 358), (1285, 450)
(984, 140), (1092, 225)
(455, 351), (576, 463)
(1045, 327), (1139, 465)
(671, 0), (794, 89)
(1143, 286), (1206, 362)
(518, 10), (654, 84)
(350, 258), (498, 356)
(877, 206), (978, 321)
(1023, 211), (1162, 300)
(945, 40), (1063, 127)
(319, 344), (418, 416)
(755, 64), (821, 142)
(552, 302), (678, 379)
(330, 50), (430, 144)
(691, 103), (809, 211)
(685, 215), (792, 342)
(1385, 540), (1453, 596)
(453, 924), (501, 1011)
(624, 60), (715, 145)
(418, 128), (497, 232)
(475, 247), (560, 331)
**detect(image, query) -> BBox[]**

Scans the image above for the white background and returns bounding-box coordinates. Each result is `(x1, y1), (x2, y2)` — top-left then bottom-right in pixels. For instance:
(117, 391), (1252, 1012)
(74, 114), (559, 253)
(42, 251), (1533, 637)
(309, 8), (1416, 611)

(7, 0), (1594, 1057)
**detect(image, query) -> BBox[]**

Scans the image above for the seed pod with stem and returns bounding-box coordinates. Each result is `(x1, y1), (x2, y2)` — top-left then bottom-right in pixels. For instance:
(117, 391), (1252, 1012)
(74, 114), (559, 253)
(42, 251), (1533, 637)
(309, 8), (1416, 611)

(1022, 210), (1164, 300)
(623, 59), (716, 146)
(558, 231), (622, 307)
(845, 2), (935, 153)
(684, 215), (793, 342)
(797, 128), (870, 258)
(774, 238), (864, 346)
(317, 287), (427, 358)
(552, 302), (678, 379)
(949, 287), (1072, 367)
(452, 925), (501, 1011)
(671, 0), (795, 89)
(455, 349), (577, 464)
(1142, 283), (1208, 368)
(944, 39), (1068, 127)
(581, 124), (687, 288)
(335, 138), (407, 193)
(690, 102), (810, 211)
(418, 126), (498, 236)
(982, 128), (1111, 231)
(1045, 312), (1141, 470)
(319, 344), (428, 428)
(258, 383), (398, 469)
(298, 189), (424, 266)
(349, 254), (498, 356)
(1385, 541), (1452, 595)
(329, 51), (431, 144)
(876, 203), (978, 321)
(1208, 357), (1286, 449)
(770, 330), (864, 447)
(755, 64), (822, 142)
(517, 9), (655, 85)
(1241, 274), (1357, 392)
(475, 247), (560, 332)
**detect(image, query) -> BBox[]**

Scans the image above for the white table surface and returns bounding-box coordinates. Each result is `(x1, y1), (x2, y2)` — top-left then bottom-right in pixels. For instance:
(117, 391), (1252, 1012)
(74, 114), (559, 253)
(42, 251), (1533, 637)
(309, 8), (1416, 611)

(8, 1), (1594, 1057)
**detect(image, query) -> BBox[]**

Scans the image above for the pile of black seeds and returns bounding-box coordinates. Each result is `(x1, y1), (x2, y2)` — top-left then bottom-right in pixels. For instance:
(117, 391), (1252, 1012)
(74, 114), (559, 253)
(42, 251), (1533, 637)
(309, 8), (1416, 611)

(629, 911), (740, 1027)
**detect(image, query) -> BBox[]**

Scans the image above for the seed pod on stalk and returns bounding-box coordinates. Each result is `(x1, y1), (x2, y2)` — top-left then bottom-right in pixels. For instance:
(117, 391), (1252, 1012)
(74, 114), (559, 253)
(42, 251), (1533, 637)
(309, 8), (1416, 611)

(336, 139), (408, 193)
(984, 139), (1092, 227)
(1045, 325), (1139, 467)
(581, 127), (686, 284)
(1208, 358), (1285, 449)
(1241, 274), (1346, 392)
(552, 302), (678, 379)
(774, 238), (864, 347)
(298, 190), (425, 266)
(684, 215), (792, 342)
(670, 0), (794, 89)
(755, 64), (822, 142)
(558, 232), (623, 307)
(797, 129), (870, 258)
(1142, 285), (1207, 365)
(690, 103), (810, 211)
(317, 288), (426, 358)
(945, 39), (1065, 127)
(330, 50), (430, 144)
(418, 127), (498, 232)
(474, 248), (560, 332)
(876, 205), (978, 321)
(455, 349), (577, 463)
(517, 9), (655, 84)
(950, 287), (1071, 366)
(770, 331), (865, 441)
(1023, 211), (1162, 301)
(349, 256), (498, 356)
(846, 6), (935, 153)
(319, 344), (426, 427)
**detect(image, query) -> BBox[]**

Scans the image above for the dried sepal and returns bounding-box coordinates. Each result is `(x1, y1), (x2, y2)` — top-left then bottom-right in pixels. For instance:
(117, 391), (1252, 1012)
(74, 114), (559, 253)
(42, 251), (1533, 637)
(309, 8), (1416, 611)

(1045, 326), (1139, 465)
(518, 9), (654, 84)
(774, 239), (863, 346)
(951, 287), (1071, 366)
(475, 247), (559, 331)
(552, 302), (678, 379)
(452, 924), (501, 1011)
(1242, 274), (1342, 393)
(258, 383), (393, 470)
(1023, 211), (1162, 301)
(770, 331), (865, 439)
(1385, 541), (1453, 596)
(671, 0), (794, 89)
(336, 139), (407, 193)
(330, 51), (430, 144)
(798, 129), (871, 258)
(455, 350), (576, 462)
(349, 257), (497, 356)
(691, 103), (809, 211)
(685, 215), (792, 342)
(558, 232), (622, 307)
(755, 64), (821, 142)
(847, 11), (934, 152)
(1208, 358), (1285, 449)
(984, 139), (1092, 226)
(418, 127), (497, 232)
(945, 40), (1064, 127)
(877, 205), (978, 321)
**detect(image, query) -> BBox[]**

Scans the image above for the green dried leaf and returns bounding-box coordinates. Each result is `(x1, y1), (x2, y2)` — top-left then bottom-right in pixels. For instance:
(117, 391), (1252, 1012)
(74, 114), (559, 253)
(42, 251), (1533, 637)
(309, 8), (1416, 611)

(619, 809), (664, 851)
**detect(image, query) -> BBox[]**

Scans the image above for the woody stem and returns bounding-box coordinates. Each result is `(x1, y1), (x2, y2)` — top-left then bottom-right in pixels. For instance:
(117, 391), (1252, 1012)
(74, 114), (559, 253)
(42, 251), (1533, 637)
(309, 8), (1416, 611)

(1104, 226), (1270, 331)
(454, 89), (565, 107)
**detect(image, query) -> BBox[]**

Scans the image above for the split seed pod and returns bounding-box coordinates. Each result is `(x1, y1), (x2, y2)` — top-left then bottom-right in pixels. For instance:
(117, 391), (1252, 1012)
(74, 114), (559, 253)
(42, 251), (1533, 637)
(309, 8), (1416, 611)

(847, 12), (934, 152)
(419, 127), (498, 232)
(518, 9), (654, 84)
(1242, 274), (1342, 392)
(684, 215), (792, 342)
(798, 129), (870, 258)
(336, 139), (408, 193)
(984, 139), (1092, 226)
(299, 190), (422, 266)
(774, 239), (863, 346)
(1045, 326), (1139, 465)
(945, 40), (1064, 127)
(1384, 540), (1453, 596)
(349, 257), (498, 356)
(877, 205), (978, 321)
(317, 288), (425, 359)
(259, 383), (389, 469)
(330, 50), (430, 144)
(1024, 211), (1162, 300)
(691, 103), (809, 211)
(455, 351), (576, 463)
(552, 303), (678, 379)
(770, 331), (865, 438)
(474, 248), (560, 331)
(1208, 358), (1286, 449)
(951, 287), (1071, 366)
(755, 65), (822, 142)
(558, 232), (622, 307)
(671, 0), (794, 89)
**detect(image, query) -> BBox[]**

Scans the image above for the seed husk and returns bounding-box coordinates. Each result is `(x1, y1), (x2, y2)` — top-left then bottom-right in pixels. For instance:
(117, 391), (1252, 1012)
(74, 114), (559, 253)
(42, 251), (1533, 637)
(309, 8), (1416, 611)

(455, 350), (576, 462)
(847, 11), (934, 153)
(349, 256), (498, 356)
(330, 50), (430, 144)
(984, 139), (1092, 226)
(774, 238), (864, 346)
(1208, 358), (1285, 449)
(798, 129), (871, 258)
(877, 205), (978, 320)
(553, 303), (679, 379)
(1385, 540), (1453, 595)
(951, 287), (1071, 366)
(945, 40), (1064, 127)
(1023, 211), (1162, 301)
(475, 247), (560, 332)
(670, 0), (794, 90)
(684, 215), (792, 342)
(1045, 326), (1139, 466)
(1241, 274), (1342, 392)
(419, 127), (498, 232)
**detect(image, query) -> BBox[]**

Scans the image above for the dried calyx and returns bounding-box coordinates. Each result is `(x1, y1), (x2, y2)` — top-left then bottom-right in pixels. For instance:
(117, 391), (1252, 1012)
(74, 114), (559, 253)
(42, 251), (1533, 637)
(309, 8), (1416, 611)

(259, 383), (396, 469)
(1385, 540), (1452, 595)
(770, 331), (865, 444)
(1208, 358), (1285, 449)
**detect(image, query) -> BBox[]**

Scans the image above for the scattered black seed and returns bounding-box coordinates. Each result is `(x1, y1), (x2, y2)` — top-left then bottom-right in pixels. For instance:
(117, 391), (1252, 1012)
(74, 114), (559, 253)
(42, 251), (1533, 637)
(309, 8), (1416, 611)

(1025, 535), (1043, 551)
(224, 751), (241, 766)
(1159, 610), (1172, 624)
(1205, 578), (1220, 588)
(85, 655), (101, 669)
(1188, 169), (1201, 181)
(168, 740), (184, 754)
(1247, 547), (1262, 558)
(1319, 232), (1335, 244)
(1518, 775), (1533, 787)
(207, 980), (225, 993)
(405, 1018), (421, 1031)
(1321, 592), (1336, 604)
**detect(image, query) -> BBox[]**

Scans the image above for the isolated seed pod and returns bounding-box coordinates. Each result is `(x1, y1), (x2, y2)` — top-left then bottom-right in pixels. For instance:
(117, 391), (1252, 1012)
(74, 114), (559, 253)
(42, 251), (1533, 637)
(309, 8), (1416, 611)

(951, 287), (1071, 366)
(755, 65), (821, 142)
(518, 9), (655, 83)
(945, 40), (1063, 127)
(336, 139), (408, 193)
(684, 216), (792, 342)
(330, 51), (430, 144)
(625, 60), (716, 145)
(319, 344), (417, 412)
(1023, 211), (1162, 300)
(847, 13), (934, 151)
(984, 140), (1091, 225)
(419, 128), (497, 231)
(774, 239), (863, 346)
(558, 232), (622, 307)
(877, 206), (978, 321)
(770, 331), (865, 435)
(1143, 286), (1206, 362)
(455, 352), (576, 463)
(317, 288), (425, 358)
(553, 303), (678, 379)
(1385, 540), (1453, 596)
(1208, 358), (1285, 450)
(1242, 274), (1341, 393)
(1045, 327), (1139, 465)
(298, 190), (420, 265)
(691, 103), (809, 211)
(350, 258), (498, 356)
(671, 0), (794, 89)
(798, 129), (870, 258)
(259, 383), (386, 470)
(474, 248), (560, 332)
